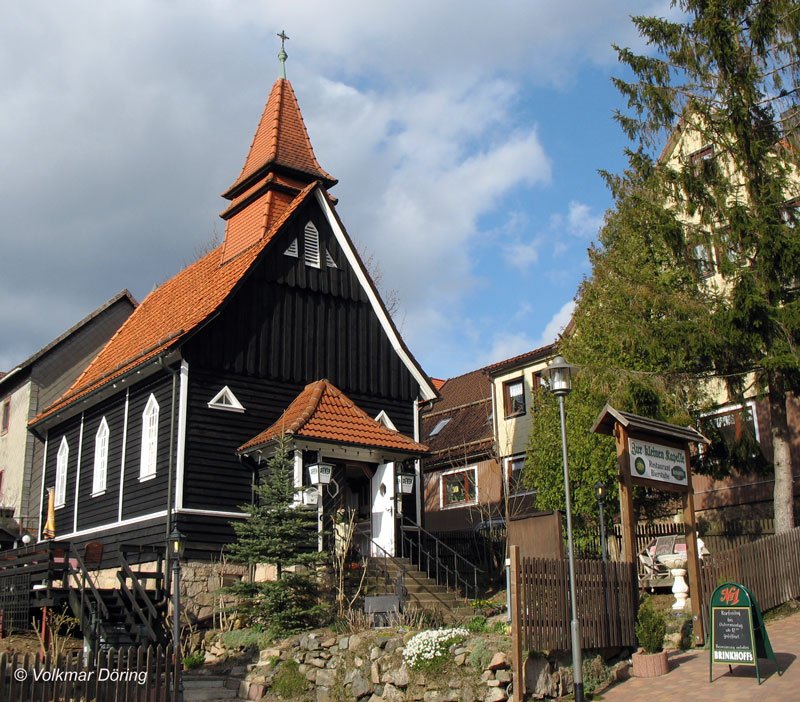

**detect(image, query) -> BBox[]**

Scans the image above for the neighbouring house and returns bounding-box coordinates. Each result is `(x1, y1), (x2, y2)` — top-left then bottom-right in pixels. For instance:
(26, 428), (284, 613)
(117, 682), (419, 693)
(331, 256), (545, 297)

(655, 111), (800, 523)
(420, 368), (497, 533)
(0, 290), (136, 537)
(485, 343), (555, 519)
(28, 68), (437, 596)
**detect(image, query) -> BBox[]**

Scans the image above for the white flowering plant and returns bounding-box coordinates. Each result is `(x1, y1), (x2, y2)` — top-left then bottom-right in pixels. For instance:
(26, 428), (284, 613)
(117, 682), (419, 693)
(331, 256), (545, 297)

(402, 627), (468, 670)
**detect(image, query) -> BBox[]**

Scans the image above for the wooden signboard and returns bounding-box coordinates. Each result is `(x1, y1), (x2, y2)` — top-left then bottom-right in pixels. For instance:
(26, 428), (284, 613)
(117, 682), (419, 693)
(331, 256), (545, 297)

(591, 404), (709, 644)
(709, 582), (781, 684)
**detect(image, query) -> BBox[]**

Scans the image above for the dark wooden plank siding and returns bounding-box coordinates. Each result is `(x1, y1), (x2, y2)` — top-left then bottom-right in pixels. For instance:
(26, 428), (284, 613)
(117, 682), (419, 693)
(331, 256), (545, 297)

(121, 376), (175, 520)
(42, 416), (82, 537)
(76, 400), (126, 531)
(176, 513), (241, 559)
(184, 199), (420, 403)
(181, 369), (416, 513)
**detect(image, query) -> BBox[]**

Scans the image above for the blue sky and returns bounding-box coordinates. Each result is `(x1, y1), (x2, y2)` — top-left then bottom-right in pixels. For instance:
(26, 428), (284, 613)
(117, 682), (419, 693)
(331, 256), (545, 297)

(0, 1), (671, 380)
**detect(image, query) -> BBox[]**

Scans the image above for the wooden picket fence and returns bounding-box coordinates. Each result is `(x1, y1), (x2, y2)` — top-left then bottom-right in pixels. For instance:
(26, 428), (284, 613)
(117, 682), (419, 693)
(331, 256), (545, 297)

(516, 556), (638, 651)
(0, 645), (179, 702)
(700, 526), (800, 613)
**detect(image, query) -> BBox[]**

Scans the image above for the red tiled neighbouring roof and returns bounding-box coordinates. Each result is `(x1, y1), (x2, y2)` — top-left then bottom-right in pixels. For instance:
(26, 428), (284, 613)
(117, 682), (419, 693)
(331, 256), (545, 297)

(224, 79), (336, 198)
(483, 343), (556, 375)
(420, 369), (494, 459)
(430, 377), (446, 391)
(33, 183), (320, 425)
(238, 380), (428, 455)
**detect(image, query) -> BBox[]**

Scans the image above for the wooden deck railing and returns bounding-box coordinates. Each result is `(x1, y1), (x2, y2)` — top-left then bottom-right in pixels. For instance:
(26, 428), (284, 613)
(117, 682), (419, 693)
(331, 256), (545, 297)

(517, 556), (638, 651)
(700, 526), (800, 613)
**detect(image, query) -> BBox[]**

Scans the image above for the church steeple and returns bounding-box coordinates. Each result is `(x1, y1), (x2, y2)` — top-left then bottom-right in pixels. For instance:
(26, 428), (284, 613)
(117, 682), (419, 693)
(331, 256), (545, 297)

(219, 41), (336, 263)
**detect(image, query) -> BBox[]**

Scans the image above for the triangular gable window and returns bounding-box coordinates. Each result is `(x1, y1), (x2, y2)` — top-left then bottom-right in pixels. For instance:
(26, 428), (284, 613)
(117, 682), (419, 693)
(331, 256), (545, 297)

(325, 249), (338, 269)
(284, 238), (299, 257)
(374, 410), (397, 431)
(208, 386), (246, 413)
(304, 222), (321, 268)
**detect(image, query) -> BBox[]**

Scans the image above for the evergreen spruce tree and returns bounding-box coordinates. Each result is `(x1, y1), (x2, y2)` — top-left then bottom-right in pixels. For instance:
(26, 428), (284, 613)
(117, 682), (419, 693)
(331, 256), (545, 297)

(610, 0), (800, 531)
(226, 435), (325, 635)
(229, 434), (320, 576)
(528, 2), (800, 532)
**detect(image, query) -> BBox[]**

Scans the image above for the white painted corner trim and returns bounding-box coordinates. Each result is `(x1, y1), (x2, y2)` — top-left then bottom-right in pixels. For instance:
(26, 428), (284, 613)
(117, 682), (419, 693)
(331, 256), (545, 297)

(315, 189), (436, 401)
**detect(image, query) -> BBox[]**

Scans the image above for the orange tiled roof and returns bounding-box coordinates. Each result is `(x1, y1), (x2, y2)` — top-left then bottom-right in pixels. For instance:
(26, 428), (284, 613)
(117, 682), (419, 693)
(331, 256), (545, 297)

(239, 380), (428, 455)
(34, 182), (320, 425)
(223, 78), (336, 199)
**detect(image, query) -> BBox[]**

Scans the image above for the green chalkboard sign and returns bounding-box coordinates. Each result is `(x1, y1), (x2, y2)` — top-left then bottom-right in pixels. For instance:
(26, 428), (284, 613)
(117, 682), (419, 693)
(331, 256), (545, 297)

(709, 582), (782, 684)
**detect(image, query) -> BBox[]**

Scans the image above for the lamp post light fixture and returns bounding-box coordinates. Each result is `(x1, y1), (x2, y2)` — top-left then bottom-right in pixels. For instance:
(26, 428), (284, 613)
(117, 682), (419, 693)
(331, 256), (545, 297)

(169, 527), (186, 702)
(544, 355), (584, 702)
(594, 481), (608, 563)
(308, 462), (334, 552)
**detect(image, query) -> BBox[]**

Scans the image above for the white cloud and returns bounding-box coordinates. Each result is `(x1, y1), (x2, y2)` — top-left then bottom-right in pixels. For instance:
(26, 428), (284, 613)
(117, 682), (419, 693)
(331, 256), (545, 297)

(0, 0), (663, 374)
(503, 240), (541, 270)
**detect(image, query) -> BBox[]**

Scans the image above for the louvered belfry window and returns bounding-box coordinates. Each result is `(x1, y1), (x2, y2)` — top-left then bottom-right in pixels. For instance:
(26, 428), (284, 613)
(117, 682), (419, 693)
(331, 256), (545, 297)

(304, 222), (321, 268)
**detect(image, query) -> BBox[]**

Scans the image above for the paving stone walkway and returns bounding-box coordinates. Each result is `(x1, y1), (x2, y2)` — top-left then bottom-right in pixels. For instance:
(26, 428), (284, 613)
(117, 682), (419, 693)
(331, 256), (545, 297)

(598, 610), (800, 701)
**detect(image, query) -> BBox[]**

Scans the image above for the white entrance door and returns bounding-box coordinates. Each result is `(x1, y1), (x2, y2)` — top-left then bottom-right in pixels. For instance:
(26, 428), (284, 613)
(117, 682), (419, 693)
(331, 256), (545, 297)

(371, 461), (396, 556)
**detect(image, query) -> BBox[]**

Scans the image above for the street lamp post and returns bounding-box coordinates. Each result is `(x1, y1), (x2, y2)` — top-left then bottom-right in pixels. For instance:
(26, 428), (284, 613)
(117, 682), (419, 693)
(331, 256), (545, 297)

(545, 355), (584, 702)
(594, 481), (608, 563)
(169, 528), (186, 702)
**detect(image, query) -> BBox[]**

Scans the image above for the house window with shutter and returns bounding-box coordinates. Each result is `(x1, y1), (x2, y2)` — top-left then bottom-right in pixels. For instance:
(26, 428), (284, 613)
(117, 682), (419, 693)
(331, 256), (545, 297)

(92, 417), (109, 496)
(304, 222), (321, 268)
(55, 437), (69, 508)
(503, 378), (525, 418)
(140, 394), (159, 481)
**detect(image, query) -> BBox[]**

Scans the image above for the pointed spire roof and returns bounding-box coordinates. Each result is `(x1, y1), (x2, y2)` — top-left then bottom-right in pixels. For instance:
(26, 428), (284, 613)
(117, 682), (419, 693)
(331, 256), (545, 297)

(222, 78), (336, 201)
(238, 380), (429, 455)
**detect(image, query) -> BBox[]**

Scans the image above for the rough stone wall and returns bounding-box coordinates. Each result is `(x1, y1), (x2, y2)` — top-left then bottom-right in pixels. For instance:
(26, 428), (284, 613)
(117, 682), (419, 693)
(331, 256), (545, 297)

(220, 629), (514, 702)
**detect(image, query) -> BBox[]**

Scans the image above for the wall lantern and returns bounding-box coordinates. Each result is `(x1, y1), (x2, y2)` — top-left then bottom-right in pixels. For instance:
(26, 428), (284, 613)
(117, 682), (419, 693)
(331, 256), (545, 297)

(594, 481), (608, 504)
(308, 463), (334, 486)
(398, 472), (415, 495)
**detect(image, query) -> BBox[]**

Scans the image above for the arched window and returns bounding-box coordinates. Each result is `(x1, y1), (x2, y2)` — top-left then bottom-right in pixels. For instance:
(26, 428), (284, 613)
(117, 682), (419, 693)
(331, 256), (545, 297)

(92, 417), (109, 495)
(56, 437), (69, 507)
(140, 394), (159, 480)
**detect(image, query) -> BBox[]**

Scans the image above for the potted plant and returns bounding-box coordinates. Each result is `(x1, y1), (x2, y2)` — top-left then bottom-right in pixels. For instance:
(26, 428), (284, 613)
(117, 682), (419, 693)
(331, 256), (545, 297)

(631, 597), (669, 677)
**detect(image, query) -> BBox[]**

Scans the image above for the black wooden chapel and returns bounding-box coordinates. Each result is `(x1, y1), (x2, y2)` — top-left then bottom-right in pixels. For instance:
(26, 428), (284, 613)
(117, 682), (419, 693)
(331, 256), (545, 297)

(30, 67), (437, 570)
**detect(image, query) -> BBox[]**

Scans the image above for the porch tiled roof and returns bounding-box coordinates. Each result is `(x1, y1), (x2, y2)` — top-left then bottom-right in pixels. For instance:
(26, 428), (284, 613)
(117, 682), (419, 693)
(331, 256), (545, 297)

(238, 380), (428, 455)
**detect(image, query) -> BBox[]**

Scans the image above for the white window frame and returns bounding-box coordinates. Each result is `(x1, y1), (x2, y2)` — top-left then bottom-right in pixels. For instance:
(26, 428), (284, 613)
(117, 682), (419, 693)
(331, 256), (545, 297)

(374, 410), (397, 430)
(439, 465), (478, 510)
(505, 454), (534, 497)
(55, 437), (69, 508)
(92, 417), (109, 496)
(207, 386), (245, 413)
(140, 394), (159, 481)
(701, 399), (761, 443)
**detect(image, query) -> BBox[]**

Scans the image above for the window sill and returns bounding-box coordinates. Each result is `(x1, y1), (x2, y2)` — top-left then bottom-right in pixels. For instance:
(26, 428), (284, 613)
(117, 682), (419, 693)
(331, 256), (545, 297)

(55, 504), (66, 510)
(442, 501), (478, 510)
(91, 490), (106, 498)
(504, 411), (526, 420)
(139, 474), (157, 483)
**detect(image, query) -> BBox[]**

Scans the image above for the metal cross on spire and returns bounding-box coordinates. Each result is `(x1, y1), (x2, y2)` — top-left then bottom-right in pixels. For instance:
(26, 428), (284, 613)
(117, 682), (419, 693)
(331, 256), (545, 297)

(277, 30), (289, 79)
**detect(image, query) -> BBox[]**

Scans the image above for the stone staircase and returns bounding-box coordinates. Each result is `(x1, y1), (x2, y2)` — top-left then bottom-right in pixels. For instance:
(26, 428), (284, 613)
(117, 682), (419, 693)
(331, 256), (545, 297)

(366, 556), (474, 621)
(183, 674), (241, 701)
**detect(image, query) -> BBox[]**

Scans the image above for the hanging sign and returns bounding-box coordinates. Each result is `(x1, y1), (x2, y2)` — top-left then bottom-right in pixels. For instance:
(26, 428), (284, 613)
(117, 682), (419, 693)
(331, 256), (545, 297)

(709, 582), (781, 684)
(628, 437), (688, 486)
